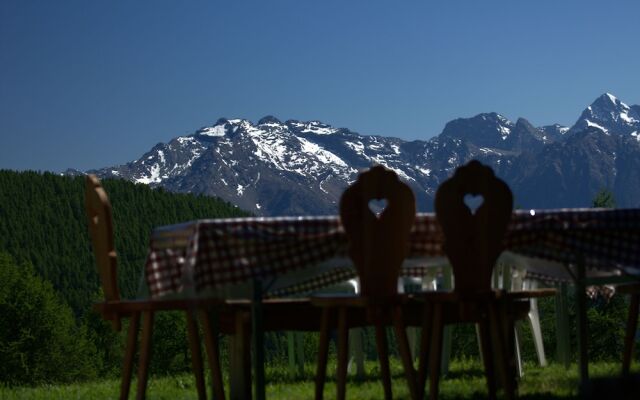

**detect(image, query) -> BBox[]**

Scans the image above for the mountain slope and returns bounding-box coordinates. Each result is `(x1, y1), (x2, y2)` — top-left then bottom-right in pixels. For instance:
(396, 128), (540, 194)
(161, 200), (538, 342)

(84, 93), (640, 215)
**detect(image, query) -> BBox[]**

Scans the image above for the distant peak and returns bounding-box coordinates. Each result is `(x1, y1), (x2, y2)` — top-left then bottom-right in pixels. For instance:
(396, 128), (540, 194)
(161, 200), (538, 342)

(286, 119), (337, 135)
(215, 118), (247, 126)
(605, 93), (618, 104)
(515, 117), (532, 126)
(258, 115), (282, 125)
(477, 112), (499, 119)
(591, 92), (626, 109)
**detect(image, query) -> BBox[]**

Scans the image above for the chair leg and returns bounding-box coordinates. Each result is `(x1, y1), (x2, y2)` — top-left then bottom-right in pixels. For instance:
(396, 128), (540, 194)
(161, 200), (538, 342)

(529, 303), (548, 367)
(120, 312), (140, 400)
(623, 294), (640, 375)
(185, 310), (207, 400)
(200, 310), (226, 400)
(503, 310), (519, 395)
(393, 305), (418, 400)
(417, 303), (434, 400)
(350, 328), (365, 379)
(337, 307), (350, 400)
(513, 324), (523, 378)
(374, 317), (393, 400)
(136, 311), (154, 400)
(315, 308), (331, 400)
(478, 318), (497, 399)
(488, 302), (515, 400)
(428, 304), (444, 400)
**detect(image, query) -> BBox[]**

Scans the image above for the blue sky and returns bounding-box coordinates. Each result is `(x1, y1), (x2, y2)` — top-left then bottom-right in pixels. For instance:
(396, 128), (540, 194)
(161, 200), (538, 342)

(1, 0), (639, 171)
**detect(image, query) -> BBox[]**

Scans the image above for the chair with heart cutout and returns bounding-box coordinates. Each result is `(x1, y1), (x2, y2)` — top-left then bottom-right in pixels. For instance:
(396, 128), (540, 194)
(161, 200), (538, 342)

(312, 165), (419, 400)
(414, 160), (555, 400)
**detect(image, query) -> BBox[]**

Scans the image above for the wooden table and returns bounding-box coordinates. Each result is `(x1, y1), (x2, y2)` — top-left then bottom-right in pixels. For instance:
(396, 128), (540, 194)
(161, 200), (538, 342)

(145, 208), (640, 395)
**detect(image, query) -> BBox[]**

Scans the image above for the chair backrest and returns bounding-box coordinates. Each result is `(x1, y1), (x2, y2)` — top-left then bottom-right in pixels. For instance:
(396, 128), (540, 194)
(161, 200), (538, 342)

(84, 174), (120, 303)
(435, 160), (513, 294)
(340, 165), (416, 297)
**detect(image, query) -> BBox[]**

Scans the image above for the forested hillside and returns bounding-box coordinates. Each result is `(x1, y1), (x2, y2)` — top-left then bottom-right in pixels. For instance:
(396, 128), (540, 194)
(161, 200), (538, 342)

(0, 170), (248, 315)
(0, 170), (249, 384)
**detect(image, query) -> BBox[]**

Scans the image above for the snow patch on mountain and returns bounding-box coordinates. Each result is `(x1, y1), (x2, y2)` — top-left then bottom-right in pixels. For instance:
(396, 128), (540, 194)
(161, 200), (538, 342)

(416, 167), (431, 176)
(250, 130), (289, 169)
(198, 125), (227, 137)
(345, 141), (365, 155)
(299, 121), (337, 135)
(479, 147), (502, 155)
(586, 120), (609, 134)
(297, 137), (348, 167)
(135, 164), (162, 184)
(498, 125), (511, 140)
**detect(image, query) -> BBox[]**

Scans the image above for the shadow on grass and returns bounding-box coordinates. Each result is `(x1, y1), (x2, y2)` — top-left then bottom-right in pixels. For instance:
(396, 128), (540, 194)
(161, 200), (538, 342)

(440, 365), (487, 380)
(438, 394), (576, 400)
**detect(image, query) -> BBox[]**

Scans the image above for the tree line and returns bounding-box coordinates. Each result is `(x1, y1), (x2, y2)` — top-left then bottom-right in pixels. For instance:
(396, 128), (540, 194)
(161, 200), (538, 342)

(0, 171), (632, 386)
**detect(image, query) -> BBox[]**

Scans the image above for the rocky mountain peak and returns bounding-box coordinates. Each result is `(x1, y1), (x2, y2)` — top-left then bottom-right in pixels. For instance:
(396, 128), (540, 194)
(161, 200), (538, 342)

(569, 93), (640, 136)
(592, 92), (623, 109)
(257, 115), (282, 125)
(514, 117), (535, 130)
(440, 112), (514, 150)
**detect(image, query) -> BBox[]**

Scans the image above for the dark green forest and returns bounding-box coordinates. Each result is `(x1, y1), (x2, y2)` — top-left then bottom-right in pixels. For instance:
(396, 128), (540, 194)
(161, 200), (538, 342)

(0, 171), (634, 386)
(0, 170), (248, 384)
(0, 170), (248, 315)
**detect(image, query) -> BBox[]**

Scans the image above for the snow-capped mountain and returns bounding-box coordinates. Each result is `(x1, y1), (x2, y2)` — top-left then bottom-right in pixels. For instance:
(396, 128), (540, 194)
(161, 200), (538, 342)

(568, 93), (640, 138)
(84, 93), (640, 215)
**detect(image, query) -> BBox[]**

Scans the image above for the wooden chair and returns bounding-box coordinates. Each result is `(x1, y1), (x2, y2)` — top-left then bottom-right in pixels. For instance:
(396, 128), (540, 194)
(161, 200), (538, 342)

(416, 160), (555, 400)
(85, 175), (225, 400)
(312, 165), (419, 400)
(617, 282), (640, 375)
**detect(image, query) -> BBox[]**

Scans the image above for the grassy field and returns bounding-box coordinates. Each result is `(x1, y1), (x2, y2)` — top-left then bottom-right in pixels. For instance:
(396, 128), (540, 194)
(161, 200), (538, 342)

(1, 360), (637, 399)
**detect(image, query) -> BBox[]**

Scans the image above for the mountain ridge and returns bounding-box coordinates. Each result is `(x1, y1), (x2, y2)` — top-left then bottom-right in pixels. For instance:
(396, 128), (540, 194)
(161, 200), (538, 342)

(79, 93), (640, 215)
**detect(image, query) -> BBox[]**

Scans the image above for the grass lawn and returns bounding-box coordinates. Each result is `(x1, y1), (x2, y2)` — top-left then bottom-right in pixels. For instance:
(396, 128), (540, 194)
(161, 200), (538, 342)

(1, 359), (637, 399)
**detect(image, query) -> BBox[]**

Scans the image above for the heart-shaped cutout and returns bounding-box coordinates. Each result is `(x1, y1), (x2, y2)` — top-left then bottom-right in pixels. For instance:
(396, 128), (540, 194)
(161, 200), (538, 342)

(368, 198), (388, 217)
(464, 194), (484, 215)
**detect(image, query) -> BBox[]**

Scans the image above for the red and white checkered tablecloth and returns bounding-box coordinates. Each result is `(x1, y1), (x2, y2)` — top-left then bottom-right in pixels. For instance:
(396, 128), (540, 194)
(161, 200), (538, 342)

(144, 208), (640, 298)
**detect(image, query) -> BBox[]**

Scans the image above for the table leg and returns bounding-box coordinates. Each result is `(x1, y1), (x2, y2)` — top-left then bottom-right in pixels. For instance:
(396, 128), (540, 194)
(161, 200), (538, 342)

(555, 282), (571, 368)
(622, 293), (639, 375)
(287, 332), (296, 377)
(296, 332), (305, 376)
(287, 331), (305, 378)
(229, 312), (251, 400)
(441, 265), (453, 375)
(252, 279), (266, 400)
(575, 260), (589, 384)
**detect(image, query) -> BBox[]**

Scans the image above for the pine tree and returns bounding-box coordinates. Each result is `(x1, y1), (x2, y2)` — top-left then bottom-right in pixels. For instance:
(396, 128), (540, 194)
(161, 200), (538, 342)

(592, 188), (616, 208)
